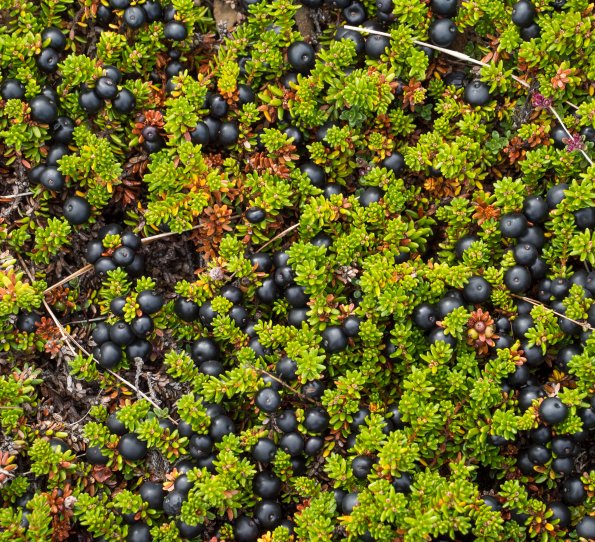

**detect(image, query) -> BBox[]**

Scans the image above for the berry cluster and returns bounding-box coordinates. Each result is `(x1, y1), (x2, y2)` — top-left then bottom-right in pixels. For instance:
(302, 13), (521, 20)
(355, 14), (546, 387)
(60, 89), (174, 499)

(85, 224), (144, 277)
(91, 289), (163, 369)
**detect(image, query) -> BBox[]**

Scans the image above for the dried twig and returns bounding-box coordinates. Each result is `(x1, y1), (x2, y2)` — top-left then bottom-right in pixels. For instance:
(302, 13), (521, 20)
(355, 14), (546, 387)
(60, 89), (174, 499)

(256, 223), (300, 253)
(17, 256), (176, 423)
(343, 25), (592, 166)
(43, 223), (205, 295)
(0, 191), (34, 199)
(511, 293), (592, 332)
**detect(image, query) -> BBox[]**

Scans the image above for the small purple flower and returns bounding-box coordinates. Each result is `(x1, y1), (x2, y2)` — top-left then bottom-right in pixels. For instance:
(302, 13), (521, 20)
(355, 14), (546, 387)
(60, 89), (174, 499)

(564, 133), (584, 152)
(531, 92), (553, 109)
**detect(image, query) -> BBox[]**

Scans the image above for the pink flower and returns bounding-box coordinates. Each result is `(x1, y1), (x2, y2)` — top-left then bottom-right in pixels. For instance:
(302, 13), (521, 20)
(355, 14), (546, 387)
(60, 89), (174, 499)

(564, 133), (584, 152)
(531, 92), (553, 109)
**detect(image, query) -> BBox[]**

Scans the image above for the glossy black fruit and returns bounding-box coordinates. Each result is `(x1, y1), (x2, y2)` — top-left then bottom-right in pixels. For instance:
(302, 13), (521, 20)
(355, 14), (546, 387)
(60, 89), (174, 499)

(392, 472), (413, 493)
(359, 186), (383, 207)
(323, 182), (345, 198)
(518, 385), (544, 411)
(547, 502), (570, 528)
(574, 207), (595, 230)
(321, 325), (348, 353)
(509, 364), (529, 388)
(255, 388), (281, 413)
(112, 88), (136, 114)
(190, 121), (210, 146)
(37, 48), (60, 73)
(500, 213), (528, 238)
(549, 450), (573, 476)
(304, 407), (329, 434)
(576, 517), (595, 540)
(217, 121), (239, 147)
(173, 473), (194, 494)
(209, 414), (235, 441)
(143, 0), (163, 21)
(61, 196), (90, 225)
(299, 162), (326, 187)
(352, 455), (374, 479)
(162, 490), (185, 517)
(284, 285), (308, 308)
(342, 1), (366, 24)
(546, 183), (568, 209)
(412, 303), (437, 331)
(27, 164), (44, 184)
(522, 195), (548, 223)
(246, 207), (266, 223)
(274, 266), (295, 288)
(512, 0), (536, 27)
(79, 88), (103, 114)
(177, 520), (202, 539)
(238, 84), (255, 105)
(365, 34), (390, 59)
(188, 434), (213, 459)
(513, 242), (539, 266)
(428, 327), (457, 347)
(123, 6), (146, 28)
(343, 315), (361, 337)
(137, 290), (164, 314)
(341, 492), (359, 514)
(539, 397), (569, 425)
(276, 357), (297, 382)
(455, 235), (479, 259)
(126, 339), (152, 361)
(253, 471), (282, 499)
(551, 436), (575, 458)
(209, 93), (228, 118)
(561, 477), (586, 505)
(95, 76), (118, 100)
(550, 125), (568, 149)
(255, 500), (282, 529)
(130, 315), (155, 339)
(234, 516), (259, 542)
(107, 412), (127, 435)
(139, 481), (164, 510)
(463, 80), (491, 107)
(519, 21), (539, 39)
(301, 379), (325, 399)
(110, 321), (135, 346)
(287, 41), (316, 74)
(252, 438), (277, 465)
(118, 433), (147, 460)
(30, 95), (58, 124)
(381, 151), (405, 174)
(429, 18), (457, 47)
(191, 338), (220, 363)
(463, 276), (492, 303)
(431, 0), (457, 16)
(96, 4), (113, 25)
(127, 522), (151, 542)
(436, 295), (463, 319)
(164, 21), (188, 41)
(92, 322), (111, 345)
(39, 166), (65, 191)
(174, 298), (200, 322)
(98, 342), (122, 368)
(511, 313), (533, 339)
(47, 143), (69, 165)
(111, 246), (135, 267)
(528, 443), (551, 465)
(85, 445), (110, 465)
(1, 78), (25, 100)
(279, 432), (304, 456)
(276, 410), (298, 433)
(504, 265), (532, 293)
(350, 407), (370, 432)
